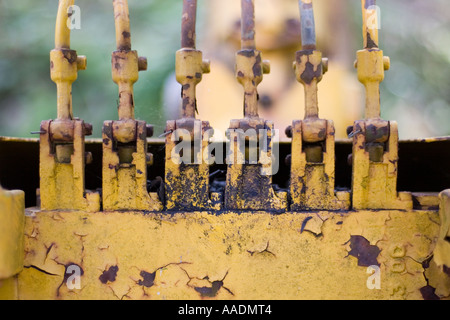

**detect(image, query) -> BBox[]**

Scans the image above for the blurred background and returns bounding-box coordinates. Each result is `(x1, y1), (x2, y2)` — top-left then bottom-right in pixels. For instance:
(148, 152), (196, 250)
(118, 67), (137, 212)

(0, 0), (449, 140)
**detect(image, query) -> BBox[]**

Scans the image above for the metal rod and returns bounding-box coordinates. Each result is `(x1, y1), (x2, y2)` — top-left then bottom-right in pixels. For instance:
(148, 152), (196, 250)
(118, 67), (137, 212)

(361, 0), (379, 49)
(241, 0), (256, 50)
(113, 0), (132, 51)
(55, 0), (73, 49)
(299, 0), (316, 50)
(181, 0), (197, 49)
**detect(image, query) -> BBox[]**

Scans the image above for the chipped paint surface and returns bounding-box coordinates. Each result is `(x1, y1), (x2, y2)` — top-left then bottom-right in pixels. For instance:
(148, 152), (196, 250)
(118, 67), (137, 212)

(0, 187), (24, 280)
(17, 208), (447, 300)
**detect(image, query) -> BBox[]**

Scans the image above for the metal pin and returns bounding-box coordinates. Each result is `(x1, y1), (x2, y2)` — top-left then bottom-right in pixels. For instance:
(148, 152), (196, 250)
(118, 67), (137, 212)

(159, 130), (173, 138)
(348, 130), (362, 138)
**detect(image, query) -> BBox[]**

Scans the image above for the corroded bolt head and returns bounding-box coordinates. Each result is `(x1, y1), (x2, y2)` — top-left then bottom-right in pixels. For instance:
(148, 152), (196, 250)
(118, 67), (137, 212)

(322, 58), (329, 73)
(146, 153), (154, 166)
(84, 123), (93, 136)
(77, 55), (87, 70)
(85, 152), (93, 165)
(383, 56), (390, 71)
(138, 56), (148, 71)
(146, 124), (154, 138)
(262, 60), (270, 74)
(346, 125), (354, 137)
(285, 125), (293, 138)
(202, 59), (211, 74)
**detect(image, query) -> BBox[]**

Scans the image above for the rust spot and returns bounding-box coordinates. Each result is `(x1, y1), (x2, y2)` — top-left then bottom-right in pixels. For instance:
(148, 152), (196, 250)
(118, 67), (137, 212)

(420, 285), (440, 300)
(300, 61), (321, 85)
(137, 270), (156, 288)
(99, 265), (119, 284)
(238, 50), (255, 58)
(103, 138), (110, 146)
(122, 31), (130, 39)
(195, 72), (202, 79)
(345, 235), (380, 267)
(365, 32), (378, 49)
(181, 0), (197, 48)
(252, 61), (262, 78)
(61, 49), (77, 64)
(182, 84), (190, 91)
(129, 94), (134, 107)
(237, 71), (244, 78)
(195, 280), (223, 298)
(444, 265), (450, 277)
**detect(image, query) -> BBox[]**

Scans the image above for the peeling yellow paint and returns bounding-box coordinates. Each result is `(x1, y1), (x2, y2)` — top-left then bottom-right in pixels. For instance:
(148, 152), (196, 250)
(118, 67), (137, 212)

(16, 208), (443, 300)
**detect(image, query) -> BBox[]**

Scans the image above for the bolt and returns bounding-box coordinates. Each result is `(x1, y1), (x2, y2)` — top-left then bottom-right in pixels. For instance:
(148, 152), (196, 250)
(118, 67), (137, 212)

(84, 123), (93, 136)
(285, 154), (291, 166)
(85, 152), (93, 165)
(347, 154), (353, 166)
(77, 56), (87, 70)
(146, 153), (154, 166)
(138, 56), (148, 71)
(285, 125), (293, 138)
(383, 56), (390, 71)
(146, 124), (154, 138)
(322, 58), (328, 73)
(262, 60), (270, 74)
(202, 59), (211, 74)
(346, 126), (354, 137)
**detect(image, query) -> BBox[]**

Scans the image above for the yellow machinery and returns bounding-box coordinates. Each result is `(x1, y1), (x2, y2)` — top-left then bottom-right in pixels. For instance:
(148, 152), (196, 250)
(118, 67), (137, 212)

(0, 0), (449, 300)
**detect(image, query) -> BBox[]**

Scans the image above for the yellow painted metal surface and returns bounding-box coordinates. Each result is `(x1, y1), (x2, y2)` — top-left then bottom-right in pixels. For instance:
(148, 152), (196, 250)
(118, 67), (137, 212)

(102, 0), (162, 212)
(0, 0), (449, 301)
(0, 187), (24, 300)
(39, 0), (99, 212)
(17, 207), (446, 300)
(288, 3), (350, 211)
(0, 187), (24, 279)
(350, 0), (412, 210)
(164, 9), (218, 211)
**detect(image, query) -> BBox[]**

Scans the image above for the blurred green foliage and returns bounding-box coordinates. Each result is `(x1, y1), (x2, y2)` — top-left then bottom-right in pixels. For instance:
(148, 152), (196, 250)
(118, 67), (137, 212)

(0, 0), (449, 139)
(0, 0), (204, 138)
(349, 0), (450, 138)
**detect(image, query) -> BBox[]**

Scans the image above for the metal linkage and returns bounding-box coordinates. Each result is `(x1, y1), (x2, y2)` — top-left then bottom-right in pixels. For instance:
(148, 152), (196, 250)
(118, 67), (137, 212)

(102, 0), (162, 211)
(164, 0), (221, 211)
(287, 0), (349, 211)
(39, 0), (100, 212)
(350, 0), (412, 210)
(224, 0), (287, 212)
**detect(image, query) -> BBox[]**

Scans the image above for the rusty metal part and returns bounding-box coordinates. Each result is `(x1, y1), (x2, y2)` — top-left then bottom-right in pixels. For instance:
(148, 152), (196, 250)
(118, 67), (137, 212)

(39, 0), (99, 212)
(299, 0), (316, 50)
(102, 0), (162, 211)
(288, 0), (349, 211)
(12, 206), (445, 300)
(362, 0), (379, 49)
(224, 2), (286, 211)
(240, 0), (256, 50)
(165, 0), (219, 211)
(351, 0), (411, 210)
(181, 0), (197, 49)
